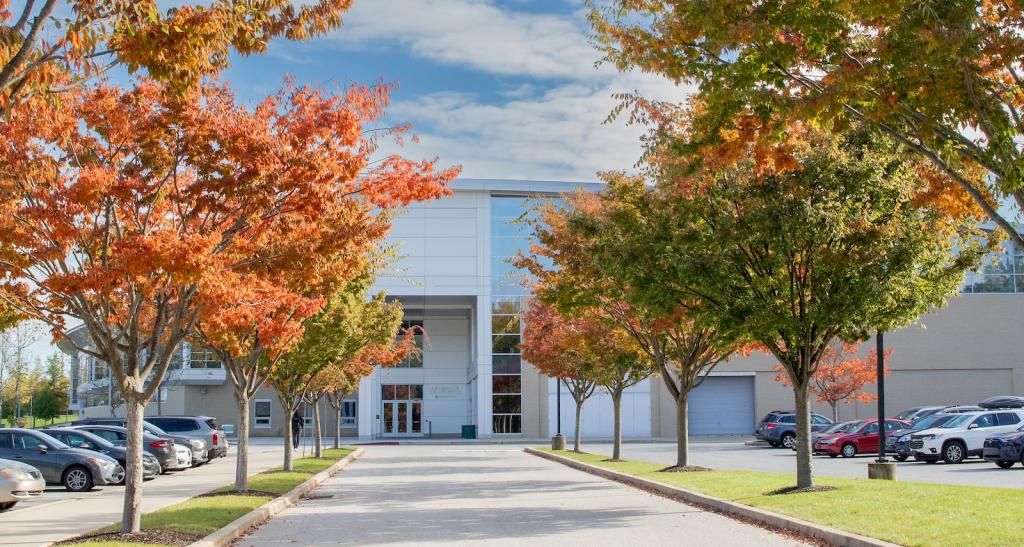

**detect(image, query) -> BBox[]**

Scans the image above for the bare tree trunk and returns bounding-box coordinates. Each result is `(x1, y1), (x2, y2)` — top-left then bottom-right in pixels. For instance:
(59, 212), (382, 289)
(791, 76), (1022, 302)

(611, 390), (623, 461)
(234, 396), (250, 491)
(283, 406), (295, 471)
(573, 395), (584, 452)
(794, 382), (814, 488)
(313, 399), (322, 458)
(121, 397), (146, 533)
(334, 403), (342, 449)
(831, 402), (838, 423)
(676, 389), (689, 468)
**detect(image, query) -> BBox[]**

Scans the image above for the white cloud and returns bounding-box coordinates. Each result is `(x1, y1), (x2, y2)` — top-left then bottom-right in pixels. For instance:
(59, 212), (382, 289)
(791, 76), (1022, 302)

(335, 0), (602, 80)
(383, 72), (690, 181)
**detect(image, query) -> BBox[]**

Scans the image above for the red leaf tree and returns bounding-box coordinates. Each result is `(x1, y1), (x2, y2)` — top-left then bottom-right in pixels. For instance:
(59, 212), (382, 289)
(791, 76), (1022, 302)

(774, 342), (892, 422)
(0, 79), (455, 532)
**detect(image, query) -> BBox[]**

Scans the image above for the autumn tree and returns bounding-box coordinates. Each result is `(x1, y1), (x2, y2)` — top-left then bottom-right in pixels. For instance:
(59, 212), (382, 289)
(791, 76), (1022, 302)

(606, 130), (988, 488)
(0, 1), (353, 116)
(774, 343), (891, 423)
(271, 275), (411, 470)
(312, 354), (370, 451)
(0, 79), (453, 532)
(591, 0), (1022, 244)
(516, 187), (739, 469)
(521, 301), (601, 452)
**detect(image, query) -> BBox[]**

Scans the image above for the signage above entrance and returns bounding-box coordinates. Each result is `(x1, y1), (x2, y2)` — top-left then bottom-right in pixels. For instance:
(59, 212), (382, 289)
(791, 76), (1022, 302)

(425, 384), (465, 400)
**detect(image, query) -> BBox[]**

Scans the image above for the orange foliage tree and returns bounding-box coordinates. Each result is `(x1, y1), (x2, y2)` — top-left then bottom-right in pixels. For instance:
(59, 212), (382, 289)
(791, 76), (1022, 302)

(774, 343), (892, 422)
(0, 79), (454, 532)
(0, 1), (353, 116)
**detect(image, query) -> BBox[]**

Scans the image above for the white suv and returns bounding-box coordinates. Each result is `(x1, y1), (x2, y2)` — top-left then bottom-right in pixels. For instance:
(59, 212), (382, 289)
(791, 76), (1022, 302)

(911, 410), (1024, 464)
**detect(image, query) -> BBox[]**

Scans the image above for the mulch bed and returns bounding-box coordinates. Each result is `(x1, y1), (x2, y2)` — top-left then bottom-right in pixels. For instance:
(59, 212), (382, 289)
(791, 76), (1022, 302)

(196, 489), (279, 498)
(56, 530), (203, 546)
(764, 485), (839, 496)
(658, 465), (712, 473)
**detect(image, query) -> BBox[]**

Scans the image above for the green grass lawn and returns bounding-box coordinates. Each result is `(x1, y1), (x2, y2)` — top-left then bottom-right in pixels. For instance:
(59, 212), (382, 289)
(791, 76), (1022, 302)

(0, 414), (79, 428)
(72, 447), (356, 546)
(538, 448), (1024, 547)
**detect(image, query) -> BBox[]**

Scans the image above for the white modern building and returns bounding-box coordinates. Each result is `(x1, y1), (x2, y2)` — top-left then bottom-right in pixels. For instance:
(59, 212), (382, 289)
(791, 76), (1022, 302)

(62, 178), (1024, 439)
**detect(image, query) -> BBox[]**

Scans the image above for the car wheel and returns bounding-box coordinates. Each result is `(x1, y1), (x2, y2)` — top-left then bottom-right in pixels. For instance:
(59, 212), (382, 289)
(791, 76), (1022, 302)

(781, 433), (796, 450)
(942, 441), (966, 464)
(894, 455), (908, 462)
(841, 443), (857, 458)
(996, 460), (1015, 469)
(0, 501), (15, 511)
(63, 465), (94, 492)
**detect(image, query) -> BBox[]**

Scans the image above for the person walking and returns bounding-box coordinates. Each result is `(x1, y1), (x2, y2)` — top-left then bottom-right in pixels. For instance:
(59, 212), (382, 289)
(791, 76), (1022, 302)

(291, 409), (303, 449)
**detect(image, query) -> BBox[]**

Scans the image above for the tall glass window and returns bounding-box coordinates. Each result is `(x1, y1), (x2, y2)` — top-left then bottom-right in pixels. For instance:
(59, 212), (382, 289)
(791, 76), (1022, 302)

(491, 196), (533, 434)
(964, 240), (1024, 293)
(395, 320), (424, 368)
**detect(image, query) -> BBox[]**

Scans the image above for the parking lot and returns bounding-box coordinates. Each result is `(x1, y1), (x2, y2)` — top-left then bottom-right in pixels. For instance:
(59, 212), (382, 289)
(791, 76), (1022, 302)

(0, 437), (288, 546)
(584, 439), (1024, 489)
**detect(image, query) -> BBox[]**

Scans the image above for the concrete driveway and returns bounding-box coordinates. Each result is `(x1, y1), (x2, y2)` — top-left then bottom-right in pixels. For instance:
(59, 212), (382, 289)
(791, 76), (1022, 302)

(583, 439), (1024, 489)
(0, 438), (289, 546)
(238, 445), (806, 546)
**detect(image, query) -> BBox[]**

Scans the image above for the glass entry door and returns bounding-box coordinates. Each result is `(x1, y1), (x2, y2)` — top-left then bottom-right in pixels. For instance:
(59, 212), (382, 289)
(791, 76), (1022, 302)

(381, 384), (423, 436)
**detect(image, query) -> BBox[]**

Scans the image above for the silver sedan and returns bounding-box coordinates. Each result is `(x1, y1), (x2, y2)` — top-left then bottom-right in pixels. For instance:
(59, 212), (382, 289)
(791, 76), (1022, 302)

(0, 458), (45, 511)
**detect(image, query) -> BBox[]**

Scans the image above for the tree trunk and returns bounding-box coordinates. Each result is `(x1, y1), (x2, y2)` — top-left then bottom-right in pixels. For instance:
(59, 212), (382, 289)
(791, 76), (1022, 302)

(611, 390), (623, 461)
(283, 408), (295, 472)
(573, 396), (583, 452)
(794, 382), (814, 488)
(334, 404), (342, 449)
(121, 398), (146, 533)
(676, 388), (689, 468)
(831, 402), (838, 423)
(234, 396), (250, 491)
(313, 399), (322, 458)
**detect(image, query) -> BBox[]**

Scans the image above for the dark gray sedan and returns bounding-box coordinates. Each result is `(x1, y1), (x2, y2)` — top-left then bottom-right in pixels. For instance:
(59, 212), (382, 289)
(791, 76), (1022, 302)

(0, 429), (122, 492)
(42, 428), (160, 479)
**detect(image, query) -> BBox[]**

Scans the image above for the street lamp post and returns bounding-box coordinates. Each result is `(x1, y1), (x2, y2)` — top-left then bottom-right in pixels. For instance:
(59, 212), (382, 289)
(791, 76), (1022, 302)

(551, 377), (566, 450)
(868, 330), (896, 480)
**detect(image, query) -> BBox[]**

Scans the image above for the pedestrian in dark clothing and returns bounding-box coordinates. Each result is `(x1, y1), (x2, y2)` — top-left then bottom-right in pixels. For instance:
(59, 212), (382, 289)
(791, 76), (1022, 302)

(291, 410), (303, 449)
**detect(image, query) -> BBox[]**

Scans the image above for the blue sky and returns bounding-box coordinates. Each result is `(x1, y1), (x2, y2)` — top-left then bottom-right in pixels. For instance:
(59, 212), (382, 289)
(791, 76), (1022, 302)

(215, 0), (684, 181)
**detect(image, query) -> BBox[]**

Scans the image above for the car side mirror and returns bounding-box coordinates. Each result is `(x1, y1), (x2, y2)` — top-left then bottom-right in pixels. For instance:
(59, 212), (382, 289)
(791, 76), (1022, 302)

(36, 444), (48, 454)
(968, 424), (978, 430)
(80, 442), (93, 450)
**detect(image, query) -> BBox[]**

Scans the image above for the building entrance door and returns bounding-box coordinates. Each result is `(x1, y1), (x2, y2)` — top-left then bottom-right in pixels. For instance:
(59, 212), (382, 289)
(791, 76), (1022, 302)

(381, 384), (423, 436)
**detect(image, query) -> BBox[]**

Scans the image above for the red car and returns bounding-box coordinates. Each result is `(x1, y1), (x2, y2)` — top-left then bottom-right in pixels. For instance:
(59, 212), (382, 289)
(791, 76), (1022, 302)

(813, 418), (911, 458)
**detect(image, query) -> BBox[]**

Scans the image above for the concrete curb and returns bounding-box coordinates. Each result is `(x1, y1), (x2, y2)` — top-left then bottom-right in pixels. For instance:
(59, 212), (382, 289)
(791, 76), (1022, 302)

(524, 448), (898, 547)
(189, 447), (365, 547)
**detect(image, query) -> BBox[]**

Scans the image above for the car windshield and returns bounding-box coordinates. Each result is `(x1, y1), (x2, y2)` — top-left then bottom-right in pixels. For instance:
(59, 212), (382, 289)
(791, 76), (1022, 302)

(112, 440), (127, 447)
(145, 423), (169, 436)
(894, 408), (921, 421)
(825, 422), (860, 434)
(77, 432), (114, 448)
(911, 414), (953, 431)
(35, 432), (71, 450)
(935, 415), (975, 429)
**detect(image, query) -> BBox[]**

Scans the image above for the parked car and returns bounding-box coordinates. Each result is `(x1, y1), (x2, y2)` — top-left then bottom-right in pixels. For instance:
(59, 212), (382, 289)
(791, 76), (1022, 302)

(982, 422), (1024, 468)
(978, 396), (1024, 410)
(790, 420), (862, 451)
(0, 428), (122, 492)
(0, 458), (44, 511)
(813, 419), (910, 458)
(71, 418), (208, 466)
(885, 413), (958, 461)
(68, 424), (176, 473)
(42, 428), (160, 480)
(146, 416), (228, 460)
(911, 410), (1024, 464)
(893, 406), (945, 423)
(755, 410), (833, 449)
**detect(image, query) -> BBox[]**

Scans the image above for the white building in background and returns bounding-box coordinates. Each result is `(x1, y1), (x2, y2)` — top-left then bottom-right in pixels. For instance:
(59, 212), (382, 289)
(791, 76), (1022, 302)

(62, 178), (1024, 439)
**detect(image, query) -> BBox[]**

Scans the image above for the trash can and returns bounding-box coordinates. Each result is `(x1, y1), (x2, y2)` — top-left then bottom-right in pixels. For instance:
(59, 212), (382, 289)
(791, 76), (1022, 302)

(461, 425), (476, 439)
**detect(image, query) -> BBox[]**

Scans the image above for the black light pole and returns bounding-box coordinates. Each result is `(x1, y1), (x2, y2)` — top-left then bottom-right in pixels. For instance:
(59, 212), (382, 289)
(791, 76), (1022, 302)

(875, 331), (888, 463)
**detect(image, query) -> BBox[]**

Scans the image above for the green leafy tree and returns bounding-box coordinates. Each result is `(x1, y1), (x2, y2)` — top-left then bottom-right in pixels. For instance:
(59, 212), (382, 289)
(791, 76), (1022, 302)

(596, 130), (988, 488)
(271, 274), (408, 470)
(592, 0), (1015, 242)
